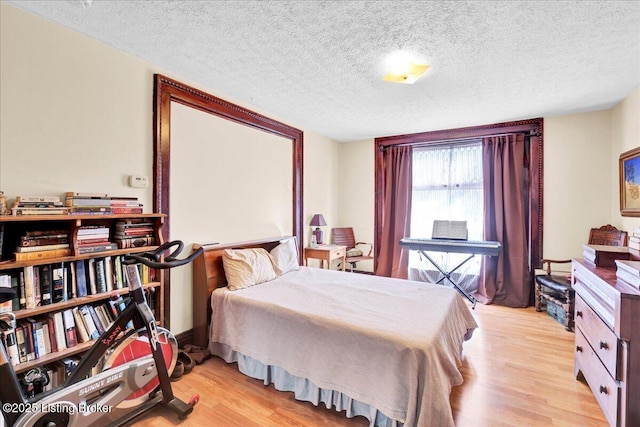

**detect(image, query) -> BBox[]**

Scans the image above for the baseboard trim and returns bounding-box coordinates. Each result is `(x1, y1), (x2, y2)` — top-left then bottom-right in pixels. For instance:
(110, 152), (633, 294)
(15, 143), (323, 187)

(175, 329), (194, 348)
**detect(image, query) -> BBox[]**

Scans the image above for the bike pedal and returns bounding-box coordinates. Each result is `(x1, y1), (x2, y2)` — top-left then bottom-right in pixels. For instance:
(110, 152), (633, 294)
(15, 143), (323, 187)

(165, 397), (194, 419)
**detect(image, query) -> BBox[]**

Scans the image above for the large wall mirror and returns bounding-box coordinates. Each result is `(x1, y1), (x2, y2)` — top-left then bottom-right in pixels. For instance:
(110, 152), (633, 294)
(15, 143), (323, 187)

(154, 74), (303, 331)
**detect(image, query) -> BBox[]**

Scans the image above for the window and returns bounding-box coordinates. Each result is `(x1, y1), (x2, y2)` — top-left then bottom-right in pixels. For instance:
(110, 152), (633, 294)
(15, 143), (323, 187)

(408, 141), (484, 291)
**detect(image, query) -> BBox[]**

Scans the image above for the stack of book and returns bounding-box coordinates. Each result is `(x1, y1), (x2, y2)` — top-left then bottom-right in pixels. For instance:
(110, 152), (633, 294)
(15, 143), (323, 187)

(628, 227), (640, 251)
(14, 230), (71, 262)
(615, 260), (640, 290)
(77, 226), (117, 254)
(582, 244), (630, 268)
(65, 192), (143, 215)
(114, 220), (155, 249)
(11, 196), (68, 216)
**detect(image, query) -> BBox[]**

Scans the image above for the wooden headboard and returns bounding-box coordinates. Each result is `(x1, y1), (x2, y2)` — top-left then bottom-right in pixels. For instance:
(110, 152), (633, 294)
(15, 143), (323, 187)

(191, 237), (283, 348)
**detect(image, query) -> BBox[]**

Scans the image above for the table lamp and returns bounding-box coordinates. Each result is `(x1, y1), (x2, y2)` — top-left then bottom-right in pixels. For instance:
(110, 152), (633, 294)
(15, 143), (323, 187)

(310, 214), (327, 244)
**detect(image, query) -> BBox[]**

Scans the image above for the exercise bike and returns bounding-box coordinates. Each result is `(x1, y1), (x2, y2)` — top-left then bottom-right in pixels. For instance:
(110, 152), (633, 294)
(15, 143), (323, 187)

(0, 240), (203, 427)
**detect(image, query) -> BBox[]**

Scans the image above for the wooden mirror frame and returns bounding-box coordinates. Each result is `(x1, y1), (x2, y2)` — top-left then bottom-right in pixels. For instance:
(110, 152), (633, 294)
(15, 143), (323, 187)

(153, 74), (304, 325)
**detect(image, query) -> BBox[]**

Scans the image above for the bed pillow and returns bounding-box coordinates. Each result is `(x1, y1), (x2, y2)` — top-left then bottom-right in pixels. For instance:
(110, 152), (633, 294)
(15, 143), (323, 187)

(222, 248), (278, 290)
(270, 237), (300, 275)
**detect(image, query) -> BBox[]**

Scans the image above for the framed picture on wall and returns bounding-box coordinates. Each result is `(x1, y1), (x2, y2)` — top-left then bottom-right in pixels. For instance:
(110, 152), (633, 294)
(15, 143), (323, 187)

(620, 146), (640, 217)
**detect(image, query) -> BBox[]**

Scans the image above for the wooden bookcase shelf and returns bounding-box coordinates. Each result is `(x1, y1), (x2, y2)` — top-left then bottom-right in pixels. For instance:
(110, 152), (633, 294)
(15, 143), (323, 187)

(13, 282), (160, 320)
(0, 213), (166, 376)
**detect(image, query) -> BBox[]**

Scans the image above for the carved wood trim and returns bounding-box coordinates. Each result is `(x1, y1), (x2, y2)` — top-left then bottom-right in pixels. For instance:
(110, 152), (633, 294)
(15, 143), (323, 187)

(374, 118), (543, 275)
(153, 74), (304, 327)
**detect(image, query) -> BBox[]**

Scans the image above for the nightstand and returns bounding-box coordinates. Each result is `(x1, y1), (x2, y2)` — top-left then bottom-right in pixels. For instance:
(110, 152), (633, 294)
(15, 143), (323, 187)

(304, 245), (346, 271)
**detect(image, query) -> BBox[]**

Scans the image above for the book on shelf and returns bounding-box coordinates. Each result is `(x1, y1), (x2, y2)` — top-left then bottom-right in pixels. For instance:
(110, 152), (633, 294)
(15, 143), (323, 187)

(71, 308), (90, 343)
(114, 229), (153, 238)
(87, 305), (105, 335)
(18, 271), (26, 310)
(12, 207), (69, 216)
(15, 243), (70, 253)
(95, 258), (107, 294)
(15, 325), (27, 363)
(95, 305), (113, 329)
(2, 326), (20, 366)
(65, 192), (111, 199)
(69, 207), (112, 215)
(77, 243), (117, 255)
(78, 305), (100, 340)
(18, 234), (69, 247)
(104, 256), (114, 291)
(52, 264), (65, 303)
(114, 256), (124, 289)
(77, 225), (110, 235)
(38, 264), (53, 305)
(115, 236), (154, 249)
(62, 309), (77, 348)
(15, 195), (61, 204)
(0, 223), (4, 261)
(23, 266), (35, 309)
(29, 318), (46, 359)
(23, 229), (68, 238)
(0, 274), (13, 313)
(33, 267), (41, 307)
(41, 321), (52, 354)
(18, 319), (35, 361)
(77, 237), (110, 245)
(46, 312), (66, 353)
(111, 206), (143, 214)
(115, 220), (153, 228)
(15, 248), (71, 262)
(64, 198), (112, 207)
(74, 260), (87, 298)
(87, 258), (97, 295)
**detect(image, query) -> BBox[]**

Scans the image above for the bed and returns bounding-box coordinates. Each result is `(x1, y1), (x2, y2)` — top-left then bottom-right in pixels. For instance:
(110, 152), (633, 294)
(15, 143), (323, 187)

(191, 237), (477, 427)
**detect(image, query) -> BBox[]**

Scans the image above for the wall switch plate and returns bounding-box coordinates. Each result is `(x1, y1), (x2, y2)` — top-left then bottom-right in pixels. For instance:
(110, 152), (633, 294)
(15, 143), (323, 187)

(129, 175), (148, 188)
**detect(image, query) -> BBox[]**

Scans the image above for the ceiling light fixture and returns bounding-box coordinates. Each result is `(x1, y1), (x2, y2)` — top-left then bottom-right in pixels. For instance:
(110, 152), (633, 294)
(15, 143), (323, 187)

(383, 51), (430, 84)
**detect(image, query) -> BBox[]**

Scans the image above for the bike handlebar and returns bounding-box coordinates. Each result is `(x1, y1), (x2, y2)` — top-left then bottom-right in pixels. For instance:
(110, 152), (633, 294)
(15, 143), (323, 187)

(122, 240), (203, 269)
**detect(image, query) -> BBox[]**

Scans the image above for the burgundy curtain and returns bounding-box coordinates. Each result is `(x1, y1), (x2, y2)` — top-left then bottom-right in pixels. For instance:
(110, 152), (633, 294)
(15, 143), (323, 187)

(376, 145), (412, 279)
(476, 134), (531, 307)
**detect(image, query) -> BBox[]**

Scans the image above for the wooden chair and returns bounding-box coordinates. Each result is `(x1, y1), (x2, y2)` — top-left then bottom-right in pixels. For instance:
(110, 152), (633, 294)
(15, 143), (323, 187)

(535, 224), (628, 331)
(330, 227), (373, 272)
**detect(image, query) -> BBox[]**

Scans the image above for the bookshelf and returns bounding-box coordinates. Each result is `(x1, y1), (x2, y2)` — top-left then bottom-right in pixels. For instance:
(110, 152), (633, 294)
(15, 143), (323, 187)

(0, 213), (166, 379)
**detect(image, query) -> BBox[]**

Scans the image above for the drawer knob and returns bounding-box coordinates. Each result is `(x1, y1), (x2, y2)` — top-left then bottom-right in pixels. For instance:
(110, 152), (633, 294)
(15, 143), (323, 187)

(576, 310), (583, 318)
(599, 385), (608, 395)
(576, 345), (583, 352)
(599, 341), (609, 350)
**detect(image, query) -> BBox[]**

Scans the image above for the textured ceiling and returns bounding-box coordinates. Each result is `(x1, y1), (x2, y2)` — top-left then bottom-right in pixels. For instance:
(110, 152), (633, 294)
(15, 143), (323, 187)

(6, 0), (640, 142)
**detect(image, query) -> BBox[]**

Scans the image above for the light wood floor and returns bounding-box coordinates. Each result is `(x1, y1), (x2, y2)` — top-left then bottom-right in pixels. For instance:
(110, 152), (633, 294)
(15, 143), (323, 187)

(134, 304), (607, 426)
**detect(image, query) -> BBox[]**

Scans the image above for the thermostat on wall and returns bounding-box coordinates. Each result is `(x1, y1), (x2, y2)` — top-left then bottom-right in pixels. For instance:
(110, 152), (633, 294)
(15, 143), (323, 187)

(129, 175), (148, 188)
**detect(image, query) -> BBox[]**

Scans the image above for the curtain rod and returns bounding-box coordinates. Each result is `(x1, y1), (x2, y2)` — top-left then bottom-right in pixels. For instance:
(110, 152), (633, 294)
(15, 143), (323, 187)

(379, 130), (540, 151)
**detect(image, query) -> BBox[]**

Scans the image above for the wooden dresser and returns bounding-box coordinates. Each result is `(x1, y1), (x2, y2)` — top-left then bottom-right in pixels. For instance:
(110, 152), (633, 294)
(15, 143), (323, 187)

(572, 259), (640, 427)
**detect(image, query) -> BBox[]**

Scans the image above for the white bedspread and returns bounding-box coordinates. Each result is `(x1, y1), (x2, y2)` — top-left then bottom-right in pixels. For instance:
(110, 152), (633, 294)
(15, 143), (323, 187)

(209, 267), (477, 426)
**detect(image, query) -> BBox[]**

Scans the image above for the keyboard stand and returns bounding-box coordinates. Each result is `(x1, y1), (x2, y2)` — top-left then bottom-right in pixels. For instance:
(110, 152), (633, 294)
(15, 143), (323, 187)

(399, 238), (502, 309)
(417, 250), (477, 308)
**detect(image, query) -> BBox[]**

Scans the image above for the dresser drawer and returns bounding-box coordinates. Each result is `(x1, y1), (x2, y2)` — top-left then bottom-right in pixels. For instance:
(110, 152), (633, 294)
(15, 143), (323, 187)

(575, 329), (620, 427)
(332, 247), (345, 258)
(575, 294), (621, 379)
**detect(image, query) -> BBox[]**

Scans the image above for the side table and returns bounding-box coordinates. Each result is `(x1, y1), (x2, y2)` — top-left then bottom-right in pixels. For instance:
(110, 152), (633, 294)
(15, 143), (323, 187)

(304, 245), (346, 271)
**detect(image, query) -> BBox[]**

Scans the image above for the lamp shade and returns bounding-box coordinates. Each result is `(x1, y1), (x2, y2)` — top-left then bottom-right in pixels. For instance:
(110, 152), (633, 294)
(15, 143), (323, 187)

(310, 214), (327, 227)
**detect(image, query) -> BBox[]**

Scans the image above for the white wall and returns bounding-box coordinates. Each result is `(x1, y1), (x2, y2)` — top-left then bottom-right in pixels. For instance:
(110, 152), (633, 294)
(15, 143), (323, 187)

(337, 140), (375, 271)
(543, 110), (613, 260)
(611, 87), (640, 232)
(0, 3), (340, 334)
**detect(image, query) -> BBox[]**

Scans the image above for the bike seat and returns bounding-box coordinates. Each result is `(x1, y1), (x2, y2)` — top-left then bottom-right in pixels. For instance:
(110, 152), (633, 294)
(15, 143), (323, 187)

(0, 287), (16, 304)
